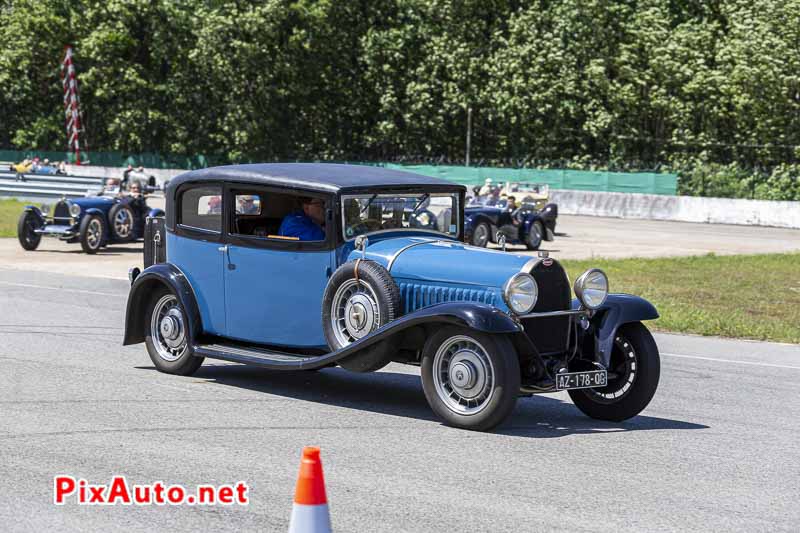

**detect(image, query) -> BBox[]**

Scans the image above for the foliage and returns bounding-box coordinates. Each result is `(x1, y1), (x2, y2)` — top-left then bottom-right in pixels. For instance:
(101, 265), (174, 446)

(562, 253), (800, 344)
(1, 0), (800, 199)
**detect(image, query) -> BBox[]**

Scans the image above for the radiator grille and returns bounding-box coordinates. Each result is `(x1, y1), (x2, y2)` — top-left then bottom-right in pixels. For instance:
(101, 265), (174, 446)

(53, 200), (71, 223)
(522, 260), (572, 354)
(399, 282), (497, 314)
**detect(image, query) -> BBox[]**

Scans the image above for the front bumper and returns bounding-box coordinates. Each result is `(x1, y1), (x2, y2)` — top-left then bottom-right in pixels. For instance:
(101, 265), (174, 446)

(34, 224), (78, 239)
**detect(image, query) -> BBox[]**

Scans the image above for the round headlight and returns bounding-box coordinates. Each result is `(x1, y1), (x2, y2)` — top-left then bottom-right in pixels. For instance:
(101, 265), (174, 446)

(503, 273), (538, 315)
(40, 204), (50, 216)
(574, 268), (609, 309)
(69, 202), (81, 217)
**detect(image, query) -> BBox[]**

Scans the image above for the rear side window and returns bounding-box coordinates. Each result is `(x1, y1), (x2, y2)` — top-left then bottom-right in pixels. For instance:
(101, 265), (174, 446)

(179, 185), (222, 232)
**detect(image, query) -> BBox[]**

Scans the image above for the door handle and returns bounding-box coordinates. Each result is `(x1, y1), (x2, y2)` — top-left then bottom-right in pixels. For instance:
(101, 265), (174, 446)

(218, 245), (236, 270)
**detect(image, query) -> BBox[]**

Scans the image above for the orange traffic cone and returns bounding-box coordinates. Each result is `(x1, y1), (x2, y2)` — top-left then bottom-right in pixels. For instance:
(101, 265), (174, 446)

(288, 447), (332, 533)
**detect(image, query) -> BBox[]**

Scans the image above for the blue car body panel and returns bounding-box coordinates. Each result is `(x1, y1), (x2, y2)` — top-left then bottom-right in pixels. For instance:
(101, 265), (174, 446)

(166, 232), (227, 335)
(224, 245), (333, 348)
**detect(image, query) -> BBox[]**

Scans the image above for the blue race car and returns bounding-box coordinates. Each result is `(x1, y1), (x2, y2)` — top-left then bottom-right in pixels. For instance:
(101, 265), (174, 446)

(123, 164), (659, 431)
(464, 191), (558, 250)
(17, 190), (164, 254)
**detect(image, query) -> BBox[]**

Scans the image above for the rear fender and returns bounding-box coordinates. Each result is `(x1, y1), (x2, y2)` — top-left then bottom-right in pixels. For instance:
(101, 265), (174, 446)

(123, 263), (202, 346)
(583, 294), (659, 367)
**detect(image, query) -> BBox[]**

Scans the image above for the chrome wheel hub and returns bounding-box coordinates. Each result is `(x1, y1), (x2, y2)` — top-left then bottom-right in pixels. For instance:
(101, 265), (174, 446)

(87, 219), (102, 247)
(433, 336), (495, 415)
(114, 209), (132, 238)
(150, 295), (187, 361)
(332, 279), (381, 346)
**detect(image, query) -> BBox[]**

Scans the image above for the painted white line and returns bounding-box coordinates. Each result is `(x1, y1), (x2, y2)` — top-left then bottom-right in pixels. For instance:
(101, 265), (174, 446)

(0, 281), (120, 297)
(662, 352), (800, 370)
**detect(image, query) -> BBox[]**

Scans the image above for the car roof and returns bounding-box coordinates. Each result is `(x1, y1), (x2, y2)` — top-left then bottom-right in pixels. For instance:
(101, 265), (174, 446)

(168, 163), (465, 194)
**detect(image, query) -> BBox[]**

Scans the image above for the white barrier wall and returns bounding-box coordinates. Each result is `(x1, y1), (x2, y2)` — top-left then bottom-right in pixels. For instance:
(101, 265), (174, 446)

(550, 190), (800, 229)
(65, 164), (184, 185)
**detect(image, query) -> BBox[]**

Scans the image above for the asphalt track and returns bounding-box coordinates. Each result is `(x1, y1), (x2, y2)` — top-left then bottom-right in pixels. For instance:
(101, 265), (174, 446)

(1, 267), (798, 532)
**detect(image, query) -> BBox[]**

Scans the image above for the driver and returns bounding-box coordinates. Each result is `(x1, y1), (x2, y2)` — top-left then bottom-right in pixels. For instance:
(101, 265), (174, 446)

(506, 195), (522, 226)
(279, 197), (325, 241)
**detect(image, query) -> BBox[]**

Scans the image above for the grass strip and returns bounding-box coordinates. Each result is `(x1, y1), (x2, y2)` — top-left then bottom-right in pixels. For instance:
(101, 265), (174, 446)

(562, 253), (800, 344)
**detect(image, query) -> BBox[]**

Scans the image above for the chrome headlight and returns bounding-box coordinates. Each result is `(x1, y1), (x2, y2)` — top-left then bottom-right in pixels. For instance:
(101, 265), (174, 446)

(69, 202), (81, 217)
(503, 272), (538, 315)
(40, 204), (50, 216)
(574, 269), (609, 309)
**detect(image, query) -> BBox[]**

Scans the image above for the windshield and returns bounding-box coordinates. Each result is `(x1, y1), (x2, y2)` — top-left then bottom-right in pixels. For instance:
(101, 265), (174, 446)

(342, 193), (459, 240)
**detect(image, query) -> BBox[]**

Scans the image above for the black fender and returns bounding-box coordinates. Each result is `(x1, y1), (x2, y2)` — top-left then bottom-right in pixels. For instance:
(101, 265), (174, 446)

(582, 294), (659, 367)
(22, 205), (45, 224)
(148, 207), (165, 218)
(122, 263), (202, 346)
(314, 302), (522, 369)
(84, 207), (105, 218)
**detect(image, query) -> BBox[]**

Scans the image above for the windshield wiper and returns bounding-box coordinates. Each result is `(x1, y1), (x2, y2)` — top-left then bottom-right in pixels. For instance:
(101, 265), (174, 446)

(411, 193), (430, 213)
(360, 194), (378, 214)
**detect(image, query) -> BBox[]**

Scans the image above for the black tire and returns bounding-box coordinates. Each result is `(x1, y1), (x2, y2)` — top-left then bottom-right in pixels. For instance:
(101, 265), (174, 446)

(470, 221), (490, 247)
(525, 220), (544, 250)
(421, 326), (520, 431)
(322, 260), (401, 372)
(108, 203), (136, 243)
(17, 211), (42, 251)
(144, 288), (203, 376)
(569, 322), (660, 422)
(79, 214), (105, 254)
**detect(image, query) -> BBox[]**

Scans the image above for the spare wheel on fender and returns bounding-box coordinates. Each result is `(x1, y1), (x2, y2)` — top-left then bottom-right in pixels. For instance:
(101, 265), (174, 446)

(322, 260), (401, 372)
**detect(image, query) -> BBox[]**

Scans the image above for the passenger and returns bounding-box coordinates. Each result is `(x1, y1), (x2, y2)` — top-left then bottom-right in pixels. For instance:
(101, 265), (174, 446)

(278, 197), (325, 241)
(237, 195), (260, 215)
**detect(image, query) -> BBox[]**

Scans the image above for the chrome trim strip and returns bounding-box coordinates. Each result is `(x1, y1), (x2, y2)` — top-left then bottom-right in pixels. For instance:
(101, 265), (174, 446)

(387, 239), (440, 271)
(518, 309), (586, 319)
(520, 257), (541, 273)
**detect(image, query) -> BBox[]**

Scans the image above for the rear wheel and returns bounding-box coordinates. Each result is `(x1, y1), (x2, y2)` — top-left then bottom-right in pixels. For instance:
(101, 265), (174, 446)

(17, 211), (42, 251)
(421, 327), (520, 431)
(525, 221), (544, 250)
(471, 221), (490, 247)
(109, 203), (136, 242)
(569, 322), (660, 421)
(79, 214), (105, 254)
(144, 290), (203, 375)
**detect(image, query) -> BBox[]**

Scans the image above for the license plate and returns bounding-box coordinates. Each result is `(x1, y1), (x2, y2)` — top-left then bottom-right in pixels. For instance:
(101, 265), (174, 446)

(556, 370), (607, 391)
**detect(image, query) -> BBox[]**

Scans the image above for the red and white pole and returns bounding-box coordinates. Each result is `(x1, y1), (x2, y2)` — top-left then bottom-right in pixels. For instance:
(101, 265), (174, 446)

(60, 45), (84, 165)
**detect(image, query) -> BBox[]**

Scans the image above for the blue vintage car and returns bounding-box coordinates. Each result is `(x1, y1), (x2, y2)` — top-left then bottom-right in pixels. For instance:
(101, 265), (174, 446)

(123, 164), (660, 431)
(17, 191), (164, 254)
(464, 194), (558, 250)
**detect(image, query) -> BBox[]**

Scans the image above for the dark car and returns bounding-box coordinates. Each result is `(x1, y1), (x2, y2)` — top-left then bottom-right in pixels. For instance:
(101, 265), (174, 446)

(17, 192), (164, 254)
(123, 163), (660, 432)
(464, 194), (558, 250)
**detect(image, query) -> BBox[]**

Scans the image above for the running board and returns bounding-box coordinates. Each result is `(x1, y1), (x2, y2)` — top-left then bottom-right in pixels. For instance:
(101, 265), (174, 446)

(194, 343), (326, 370)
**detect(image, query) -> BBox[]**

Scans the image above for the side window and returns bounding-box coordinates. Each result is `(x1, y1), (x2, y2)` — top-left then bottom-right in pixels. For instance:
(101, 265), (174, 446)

(229, 187), (327, 243)
(179, 185), (222, 232)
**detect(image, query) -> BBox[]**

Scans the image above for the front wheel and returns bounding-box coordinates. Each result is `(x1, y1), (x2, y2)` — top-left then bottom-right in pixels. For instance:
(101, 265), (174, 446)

(421, 327), (520, 431)
(568, 322), (660, 422)
(144, 290), (203, 375)
(79, 214), (105, 254)
(17, 211), (42, 250)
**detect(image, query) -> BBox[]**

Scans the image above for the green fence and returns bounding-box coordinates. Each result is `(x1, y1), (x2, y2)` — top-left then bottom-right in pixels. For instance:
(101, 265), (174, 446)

(1, 149), (678, 195)
(380, 164), (677, 195)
